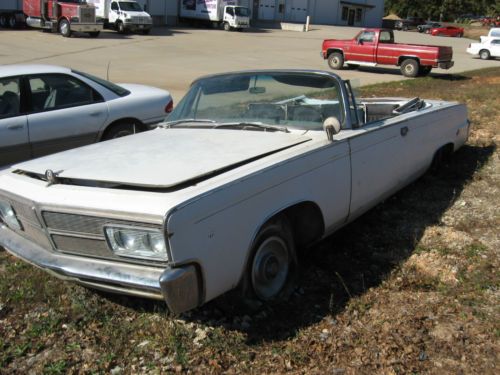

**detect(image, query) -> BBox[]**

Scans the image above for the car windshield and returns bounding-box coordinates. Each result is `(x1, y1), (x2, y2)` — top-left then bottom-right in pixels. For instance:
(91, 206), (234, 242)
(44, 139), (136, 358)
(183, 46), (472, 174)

(119, 2), (142, 11)
(72, 70), (130, 97)
(235, 7), (249, 17)
(166, 72), (344, 131)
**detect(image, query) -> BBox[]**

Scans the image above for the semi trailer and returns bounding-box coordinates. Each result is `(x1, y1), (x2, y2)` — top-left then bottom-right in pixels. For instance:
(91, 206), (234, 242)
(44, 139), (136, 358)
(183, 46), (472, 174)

(0, 0), (26, 28)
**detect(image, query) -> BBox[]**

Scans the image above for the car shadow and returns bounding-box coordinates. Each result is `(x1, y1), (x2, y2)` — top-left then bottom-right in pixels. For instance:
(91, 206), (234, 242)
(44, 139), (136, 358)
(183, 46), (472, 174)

(353, 66), (470, 81)
(98, 143), (494, 343)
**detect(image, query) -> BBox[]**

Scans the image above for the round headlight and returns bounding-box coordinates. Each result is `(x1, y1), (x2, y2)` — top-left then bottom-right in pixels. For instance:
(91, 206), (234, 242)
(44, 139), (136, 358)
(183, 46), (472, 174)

(116, 231), (140, 251)
(148, 233), (166, 253)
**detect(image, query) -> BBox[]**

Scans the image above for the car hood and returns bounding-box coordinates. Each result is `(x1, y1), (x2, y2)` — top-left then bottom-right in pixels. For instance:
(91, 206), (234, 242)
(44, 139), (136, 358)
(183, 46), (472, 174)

(14, 128), (311, 189)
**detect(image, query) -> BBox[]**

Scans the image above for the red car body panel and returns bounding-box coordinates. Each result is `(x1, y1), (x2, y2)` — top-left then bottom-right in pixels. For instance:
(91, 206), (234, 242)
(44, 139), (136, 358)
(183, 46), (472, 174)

(430, 26), (464, 37)
(321, 28), (454, 70)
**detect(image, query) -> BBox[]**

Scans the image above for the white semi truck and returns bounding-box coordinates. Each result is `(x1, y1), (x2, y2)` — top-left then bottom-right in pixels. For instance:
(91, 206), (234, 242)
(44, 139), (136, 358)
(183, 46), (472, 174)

(87, 0), (153, 34)
(180, 0), (250, 31)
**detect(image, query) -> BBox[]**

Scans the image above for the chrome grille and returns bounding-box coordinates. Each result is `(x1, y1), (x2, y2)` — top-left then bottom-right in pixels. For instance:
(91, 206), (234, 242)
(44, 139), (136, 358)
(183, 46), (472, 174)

(131, 16), (151, 24)
(51, 235), (111, 257)
(23, 222), (52, 249)
(79, 6), (96, 23)
(42, 212), (158, 237)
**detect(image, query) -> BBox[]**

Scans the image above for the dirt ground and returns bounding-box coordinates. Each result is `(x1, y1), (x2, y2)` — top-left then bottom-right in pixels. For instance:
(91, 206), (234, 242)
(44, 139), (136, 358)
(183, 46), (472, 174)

(0, 67), (498, 374)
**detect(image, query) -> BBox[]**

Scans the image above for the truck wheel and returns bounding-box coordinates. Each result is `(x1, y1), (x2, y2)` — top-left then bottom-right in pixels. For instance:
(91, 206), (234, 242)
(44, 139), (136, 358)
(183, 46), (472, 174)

(479, 49), (490, 60)
(401, 59), (419, 78)
(418, 66), (432, 76)
(223, 22), (231, 31)
(0, 14), (7, 28)
(59, 19), (71, 37)
(102, 121), (141, 140)
(9, 15), (17, 28)
(88, 31), (100, 38)
(327, 52), (344, 70)
(243, 215), (297, 303)
(116, 21), (125, 34)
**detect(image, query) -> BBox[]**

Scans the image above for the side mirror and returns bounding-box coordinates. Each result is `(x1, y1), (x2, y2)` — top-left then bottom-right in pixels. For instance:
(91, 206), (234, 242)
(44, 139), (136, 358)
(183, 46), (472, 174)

(323, 117), (341, 141)
(357, 39), (363, 45)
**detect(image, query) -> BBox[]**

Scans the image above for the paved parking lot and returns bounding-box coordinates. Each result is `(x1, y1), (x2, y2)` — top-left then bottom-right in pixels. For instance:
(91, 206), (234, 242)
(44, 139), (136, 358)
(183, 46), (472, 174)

(0, 25), (497, 101)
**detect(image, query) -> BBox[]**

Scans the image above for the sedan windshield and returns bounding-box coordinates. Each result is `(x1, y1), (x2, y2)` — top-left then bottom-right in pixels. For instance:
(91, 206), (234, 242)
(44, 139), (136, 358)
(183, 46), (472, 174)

(72, 70), (130, 97)
(167, 72), (343, 131)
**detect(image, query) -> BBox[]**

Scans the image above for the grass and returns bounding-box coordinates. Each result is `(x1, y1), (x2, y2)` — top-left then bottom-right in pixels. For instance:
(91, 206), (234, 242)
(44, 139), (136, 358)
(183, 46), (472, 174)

(0, 67), (499, 374)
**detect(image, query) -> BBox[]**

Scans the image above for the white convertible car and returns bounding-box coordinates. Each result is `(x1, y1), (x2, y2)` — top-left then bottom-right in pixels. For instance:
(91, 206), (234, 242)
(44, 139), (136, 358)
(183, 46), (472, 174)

(0, 70), (469, 313)
(0, 64), (172, 166)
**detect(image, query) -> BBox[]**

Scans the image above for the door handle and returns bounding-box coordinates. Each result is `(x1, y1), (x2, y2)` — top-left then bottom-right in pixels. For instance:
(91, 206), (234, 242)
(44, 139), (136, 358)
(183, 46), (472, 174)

(400, 126), (409, 136)
(90, 112), (103, 117)
(7, 124), (24, 130)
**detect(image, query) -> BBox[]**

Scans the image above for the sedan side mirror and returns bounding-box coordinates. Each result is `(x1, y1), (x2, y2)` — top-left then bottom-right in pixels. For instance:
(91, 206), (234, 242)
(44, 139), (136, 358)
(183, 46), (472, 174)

(323, 117), (341, 141)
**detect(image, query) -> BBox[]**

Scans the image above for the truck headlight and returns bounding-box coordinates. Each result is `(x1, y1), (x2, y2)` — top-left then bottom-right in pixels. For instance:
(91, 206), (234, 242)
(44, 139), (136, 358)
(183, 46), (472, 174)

(105, 226), (168, 261)
(0, 201), (22, 231)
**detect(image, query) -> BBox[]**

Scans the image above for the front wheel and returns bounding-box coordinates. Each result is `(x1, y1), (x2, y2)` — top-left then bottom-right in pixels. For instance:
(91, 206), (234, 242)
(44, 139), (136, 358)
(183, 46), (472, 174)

(327, 52), (344, 70)
(59, 19), (71, 37)
(243, 216), (297, 303)
(479, 49), (490, 60)
(223, 22), (231, 31)
(400, 59), (419, 78)
(116, 21), (126, 34)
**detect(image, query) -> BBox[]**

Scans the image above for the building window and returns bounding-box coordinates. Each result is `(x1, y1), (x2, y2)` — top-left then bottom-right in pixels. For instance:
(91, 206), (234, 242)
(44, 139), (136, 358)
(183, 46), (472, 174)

(356, 8), (362, 22)
(341, 7), (348, 21)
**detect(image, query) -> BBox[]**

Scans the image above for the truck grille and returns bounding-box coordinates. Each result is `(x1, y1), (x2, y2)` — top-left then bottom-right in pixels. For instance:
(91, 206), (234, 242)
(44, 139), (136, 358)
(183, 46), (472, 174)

(79, 6), (96, 23)
(131, 16), (151, 24)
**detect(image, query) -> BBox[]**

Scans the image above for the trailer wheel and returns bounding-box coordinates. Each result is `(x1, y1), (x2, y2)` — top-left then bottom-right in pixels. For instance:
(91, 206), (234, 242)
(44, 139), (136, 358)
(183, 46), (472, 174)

(0, 15), (7, 28)
(327, 52), (344, 70)
(88, 31), (100, 38)
(9, 15), (17, 28)
(401, 59), (419, 78)
(59, 19), (72, 37)
(223, 22), (231, 31)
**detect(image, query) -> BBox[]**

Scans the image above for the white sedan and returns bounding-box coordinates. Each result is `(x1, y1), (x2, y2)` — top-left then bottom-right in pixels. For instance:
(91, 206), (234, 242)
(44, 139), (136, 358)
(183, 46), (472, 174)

(466, 38), (500, 60)
(0, 64), (172, 166)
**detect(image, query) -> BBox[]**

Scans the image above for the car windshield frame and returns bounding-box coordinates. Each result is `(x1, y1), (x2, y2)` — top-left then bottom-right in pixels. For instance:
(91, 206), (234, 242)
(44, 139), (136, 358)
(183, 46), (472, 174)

(118, 1), (143, 11)
(166, 71), (345, 132)
(72, 70), (130, 97)
(234, 7), (250, 17)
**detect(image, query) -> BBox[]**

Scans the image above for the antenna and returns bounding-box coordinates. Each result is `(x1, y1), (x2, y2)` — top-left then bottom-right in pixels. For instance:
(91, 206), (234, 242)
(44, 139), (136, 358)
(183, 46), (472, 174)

(106, 61), (111, 80)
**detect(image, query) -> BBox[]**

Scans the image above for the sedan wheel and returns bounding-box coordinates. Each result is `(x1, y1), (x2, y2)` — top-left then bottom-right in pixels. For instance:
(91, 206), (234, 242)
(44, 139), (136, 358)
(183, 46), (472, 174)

(244, 216), (297, 303)
(102, 122), (140, 140)
(479, 49), (490, 60)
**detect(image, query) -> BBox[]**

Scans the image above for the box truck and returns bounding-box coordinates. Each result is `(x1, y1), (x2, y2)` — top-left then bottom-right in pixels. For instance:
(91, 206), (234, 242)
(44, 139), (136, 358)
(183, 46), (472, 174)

(0, 0), (25, 28)
(180, 0), (250, 31)
(87, 0), (152, 34)
(1, 0), (103, 37)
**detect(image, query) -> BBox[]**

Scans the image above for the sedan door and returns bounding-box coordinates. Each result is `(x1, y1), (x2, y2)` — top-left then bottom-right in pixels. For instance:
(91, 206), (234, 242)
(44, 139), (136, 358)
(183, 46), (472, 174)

(0, 76), (29, 166)
(26, 73), (108, 158)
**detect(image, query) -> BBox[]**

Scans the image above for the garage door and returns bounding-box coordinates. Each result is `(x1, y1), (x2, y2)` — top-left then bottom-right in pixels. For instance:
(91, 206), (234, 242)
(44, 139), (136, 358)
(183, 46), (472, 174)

(259, 0), (276, 21)
(287, 0), (307, 22)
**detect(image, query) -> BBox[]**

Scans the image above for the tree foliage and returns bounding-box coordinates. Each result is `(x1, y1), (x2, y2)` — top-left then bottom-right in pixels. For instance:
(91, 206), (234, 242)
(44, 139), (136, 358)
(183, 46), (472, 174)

(385, 0), (499, 21)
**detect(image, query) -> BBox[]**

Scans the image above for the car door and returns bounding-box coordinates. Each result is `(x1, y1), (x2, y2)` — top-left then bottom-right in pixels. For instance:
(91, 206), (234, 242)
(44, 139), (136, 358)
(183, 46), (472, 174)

(348, 120), (410, 220)
(345, 30), (376, 63)
(26, 73), (108, 158)
(0, 76), (29, 166)
(490, 39), (500, 56)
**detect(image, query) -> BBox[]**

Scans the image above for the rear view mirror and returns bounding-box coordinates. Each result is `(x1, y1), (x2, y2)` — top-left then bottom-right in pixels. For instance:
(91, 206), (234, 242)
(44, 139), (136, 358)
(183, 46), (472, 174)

(323, 117), (341, 141)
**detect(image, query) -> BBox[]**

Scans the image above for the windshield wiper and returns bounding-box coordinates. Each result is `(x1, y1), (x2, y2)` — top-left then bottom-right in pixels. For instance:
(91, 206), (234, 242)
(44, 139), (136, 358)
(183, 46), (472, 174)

(212, 122), (289, 133)
(161, 119), (217, 127)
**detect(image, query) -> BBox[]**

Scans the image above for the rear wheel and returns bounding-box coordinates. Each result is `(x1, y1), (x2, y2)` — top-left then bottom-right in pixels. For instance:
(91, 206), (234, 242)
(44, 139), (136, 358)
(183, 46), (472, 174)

(59, 19), (71, 37)
(479, 49), (490, 60)
(327, 52), (344, 70)
(0, 14), (7, 28)
(9, 15), (18, 28)
(401, 59), (419, 77)
(102, 121), (141, 140)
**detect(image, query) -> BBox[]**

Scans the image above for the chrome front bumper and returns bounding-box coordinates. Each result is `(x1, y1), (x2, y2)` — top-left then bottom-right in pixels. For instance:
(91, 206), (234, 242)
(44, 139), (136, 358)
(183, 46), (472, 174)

(71, 23), (103, 33)
(0, 224), (200, 314)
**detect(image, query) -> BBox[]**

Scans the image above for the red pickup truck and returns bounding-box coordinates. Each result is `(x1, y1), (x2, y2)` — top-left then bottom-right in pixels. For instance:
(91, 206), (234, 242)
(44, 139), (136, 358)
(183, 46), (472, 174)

(321, 29), (454, 77)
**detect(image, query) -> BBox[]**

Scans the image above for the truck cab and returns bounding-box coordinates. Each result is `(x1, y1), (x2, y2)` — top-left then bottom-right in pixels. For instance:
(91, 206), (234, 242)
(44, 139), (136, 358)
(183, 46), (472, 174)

(107, 0), (152, 34)
(222, 5), (250, 31)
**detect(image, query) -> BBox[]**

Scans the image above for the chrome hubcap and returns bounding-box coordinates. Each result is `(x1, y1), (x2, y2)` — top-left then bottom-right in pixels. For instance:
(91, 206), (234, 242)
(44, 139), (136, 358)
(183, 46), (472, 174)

(251, 236), (289, 300)
(61, 22), (68, 34)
